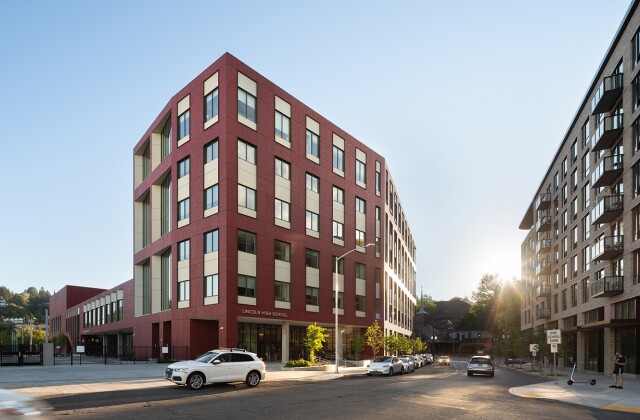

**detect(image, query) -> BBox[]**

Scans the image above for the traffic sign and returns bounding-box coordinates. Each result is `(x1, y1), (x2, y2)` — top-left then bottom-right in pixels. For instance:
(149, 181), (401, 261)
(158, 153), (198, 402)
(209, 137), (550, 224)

(546, 329), (562, 344)
(530, 344), (539, 352)
(550, 343), (558, 353)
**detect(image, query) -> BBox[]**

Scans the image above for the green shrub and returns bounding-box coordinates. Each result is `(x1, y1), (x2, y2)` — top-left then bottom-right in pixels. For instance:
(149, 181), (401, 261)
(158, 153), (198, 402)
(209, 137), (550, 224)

(285, 358), (312, 367)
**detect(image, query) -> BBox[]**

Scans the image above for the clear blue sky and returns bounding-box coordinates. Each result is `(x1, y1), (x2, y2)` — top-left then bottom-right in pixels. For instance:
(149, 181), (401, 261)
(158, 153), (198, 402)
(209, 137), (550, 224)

(0, 1), (632, 300)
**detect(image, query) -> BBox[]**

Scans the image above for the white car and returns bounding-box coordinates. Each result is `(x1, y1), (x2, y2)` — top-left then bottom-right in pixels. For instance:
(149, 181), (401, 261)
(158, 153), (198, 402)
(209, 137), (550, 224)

(165, 348), (266, 390)
(366, 356), (404, 376)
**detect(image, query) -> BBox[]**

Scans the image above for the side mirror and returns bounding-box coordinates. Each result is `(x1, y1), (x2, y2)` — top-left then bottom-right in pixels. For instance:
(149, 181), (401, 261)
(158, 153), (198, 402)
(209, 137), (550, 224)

(212, 359), (222, 365)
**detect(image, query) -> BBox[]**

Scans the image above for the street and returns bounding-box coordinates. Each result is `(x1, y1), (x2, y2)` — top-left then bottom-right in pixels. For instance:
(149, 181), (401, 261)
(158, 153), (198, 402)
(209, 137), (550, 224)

(46, 360), (635, 419)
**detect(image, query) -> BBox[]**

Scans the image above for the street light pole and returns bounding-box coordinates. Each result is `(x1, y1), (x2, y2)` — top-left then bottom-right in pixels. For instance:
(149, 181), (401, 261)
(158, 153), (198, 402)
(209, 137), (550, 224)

(447, 320), (454, 356)
(335, 242), (374, 374)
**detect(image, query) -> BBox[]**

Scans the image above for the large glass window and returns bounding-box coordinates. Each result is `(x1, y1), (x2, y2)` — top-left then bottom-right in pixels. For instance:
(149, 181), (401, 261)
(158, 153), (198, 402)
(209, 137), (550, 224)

(161, 250), (171, 310)
(356, 159), (366, 184)
(238, 139), (256, 164)
(355, 295), (366, 312)
(333, 291), (344, 309)
(356, 229), (366, 247)
(355, 262), (366, 279)
(238, 185), (257, 210)
(205, 274), (218, 297)
(274, 281), (290, 302)
(161, 118), (171, 161)
(275, 158), (290, 179)
(204, 140), (218, 163)
(178, 157), (190, 178)
(238, 275), (256, 297)
(204, 88), (219, 123)
(306, 130), (319, 158)
(275, 111), (290, 141)
(333, 221), (344, 240)
(178, 239), (190, 261)
(274, 240), (291, 262)
(333, 146), (344, 171)
(204, 230), (218, 253)
(238, 230), (256, 254)
(306, 249), (320, 268)
(178, 280), (190, 301)
(178, 110), (190, 140)
(205, 184), (219, 209)
(143, 260), (150, 315)
(306, 211), (319, 232)
(238, 88), (256, 123)
(178, 198), (190, 221)
(275, 199), (290, 222)
(333, 186), (344, 204)
(306, 173), (319, 193)
(306, 287), (319, 306)
(356, 197), (366, 214)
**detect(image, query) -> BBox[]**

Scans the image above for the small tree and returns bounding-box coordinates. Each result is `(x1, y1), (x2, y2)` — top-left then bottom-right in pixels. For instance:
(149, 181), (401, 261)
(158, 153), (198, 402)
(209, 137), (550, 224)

(384, 335), (400, 355)
(413, 338), (426, 354)
(304, 323), (328, 364)
(365, 320), (384, 357)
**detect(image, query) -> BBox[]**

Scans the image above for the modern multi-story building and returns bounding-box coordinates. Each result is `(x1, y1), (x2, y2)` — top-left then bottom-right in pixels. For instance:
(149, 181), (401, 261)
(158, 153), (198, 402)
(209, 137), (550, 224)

(520, 1), (640, 376)
(50, 53), (417, 362)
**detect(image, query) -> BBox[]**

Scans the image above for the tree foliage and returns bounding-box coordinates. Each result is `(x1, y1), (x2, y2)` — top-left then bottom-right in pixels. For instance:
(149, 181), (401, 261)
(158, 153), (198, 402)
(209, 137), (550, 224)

(365, 320), (384, 357)
(304, 323), (328, 364)
(0, 286), (51, 325)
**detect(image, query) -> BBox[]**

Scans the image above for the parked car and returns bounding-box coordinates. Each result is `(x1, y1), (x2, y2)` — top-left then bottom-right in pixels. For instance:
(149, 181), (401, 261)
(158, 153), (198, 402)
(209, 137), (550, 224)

(438, 355), (451, 365)
(400, 356), (415, 373)
(425, 354), (434, 364)
(413, 355), (423, 368)
(467, 355), (494, 377)
(0, 388), (52, 417)
(164, 348), (266, 390)
(366, 356), (404, 376)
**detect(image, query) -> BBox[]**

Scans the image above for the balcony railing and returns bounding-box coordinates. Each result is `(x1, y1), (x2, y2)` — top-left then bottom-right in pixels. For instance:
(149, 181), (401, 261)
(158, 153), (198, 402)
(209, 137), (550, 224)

(537, 308), (551, 319)
(535, 215), (552, 233)
(536, 284), (551, 298)
(591, 276), (624, 298)
(535, 193), (552, 211)
(591, 114), (623, 151)
(591, 235), (624, 261)
(536, 238), (551, 254)
(591, 194), (623, 225)
(591, 73), (623, 115)
(536, 260), (552, 276)
(591, 154), (623, 188)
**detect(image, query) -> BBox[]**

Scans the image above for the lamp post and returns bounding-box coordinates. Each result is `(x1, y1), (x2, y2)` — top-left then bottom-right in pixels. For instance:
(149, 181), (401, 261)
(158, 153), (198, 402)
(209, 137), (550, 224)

(430, 335), (438, 354)
(335, 242), (374, 374)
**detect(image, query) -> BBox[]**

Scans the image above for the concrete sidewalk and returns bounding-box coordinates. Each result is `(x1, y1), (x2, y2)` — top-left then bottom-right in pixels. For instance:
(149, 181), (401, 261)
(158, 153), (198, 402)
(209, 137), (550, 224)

(507, 366), (640, 414)
(0, 362), (365, 398)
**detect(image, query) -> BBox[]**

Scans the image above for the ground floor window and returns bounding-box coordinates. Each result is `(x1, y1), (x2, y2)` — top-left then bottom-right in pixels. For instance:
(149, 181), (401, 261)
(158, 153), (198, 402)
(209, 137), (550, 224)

(237, 323), (281, 362)
(584, 330), (603, 372)
(615, 327), (637, 374)
(562, 331), (577, 367)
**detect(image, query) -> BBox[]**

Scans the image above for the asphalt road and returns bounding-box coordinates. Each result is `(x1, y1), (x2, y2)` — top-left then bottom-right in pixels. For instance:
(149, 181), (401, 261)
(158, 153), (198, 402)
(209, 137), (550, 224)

(49, 360), (636, 419)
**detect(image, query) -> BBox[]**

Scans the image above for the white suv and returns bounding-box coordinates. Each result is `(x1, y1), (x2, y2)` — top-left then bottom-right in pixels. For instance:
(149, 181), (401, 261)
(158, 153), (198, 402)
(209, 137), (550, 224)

(165, 348), (266, 390)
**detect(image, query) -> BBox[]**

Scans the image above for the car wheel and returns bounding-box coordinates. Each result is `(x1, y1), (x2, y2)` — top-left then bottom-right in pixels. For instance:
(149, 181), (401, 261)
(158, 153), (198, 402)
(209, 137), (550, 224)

(388, 367), (393, 377)
(366, 373), (372, 376)
(467, 372), (472, 377)
(187, 372), (205, 390)
(490, 372), (494, 378)
(400, 366), (405, 375)
(246, 370), (261, 387)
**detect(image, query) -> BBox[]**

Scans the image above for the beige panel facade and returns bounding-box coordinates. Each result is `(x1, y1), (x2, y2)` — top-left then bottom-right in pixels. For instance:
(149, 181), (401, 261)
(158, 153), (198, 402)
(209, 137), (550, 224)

(238, 252), (257, 276)
(275, 260), (291, 283)
(305, 267), (319, 288)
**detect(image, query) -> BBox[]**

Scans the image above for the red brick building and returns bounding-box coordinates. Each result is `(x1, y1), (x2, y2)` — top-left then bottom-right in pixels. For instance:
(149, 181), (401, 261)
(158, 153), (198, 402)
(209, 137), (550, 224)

(50, 53), (417, 362)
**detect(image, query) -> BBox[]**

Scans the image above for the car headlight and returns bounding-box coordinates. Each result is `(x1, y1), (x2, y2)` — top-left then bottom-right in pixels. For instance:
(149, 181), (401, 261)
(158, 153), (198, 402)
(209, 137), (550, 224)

(173, 368), (189, 372)
(382, 364), (389, 368)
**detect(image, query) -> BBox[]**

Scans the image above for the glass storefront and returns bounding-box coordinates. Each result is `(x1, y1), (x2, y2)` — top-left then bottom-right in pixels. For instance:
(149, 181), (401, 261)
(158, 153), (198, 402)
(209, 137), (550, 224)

(584, 330), (604, 372)
(562, 331), (577, 367)
(237, 323), (282, 361)
(615, 327), (637, 374)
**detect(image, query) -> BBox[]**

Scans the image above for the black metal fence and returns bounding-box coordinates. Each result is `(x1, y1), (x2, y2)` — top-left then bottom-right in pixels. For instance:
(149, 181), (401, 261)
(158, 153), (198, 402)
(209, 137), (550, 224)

(0, 344), (42, 366)
(53, 346), (188, 365)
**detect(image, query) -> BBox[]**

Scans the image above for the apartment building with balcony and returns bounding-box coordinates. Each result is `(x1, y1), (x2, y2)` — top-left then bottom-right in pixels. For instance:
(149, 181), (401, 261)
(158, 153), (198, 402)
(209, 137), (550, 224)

(50, 53), (417, 362)
(520, 1), (640, 376)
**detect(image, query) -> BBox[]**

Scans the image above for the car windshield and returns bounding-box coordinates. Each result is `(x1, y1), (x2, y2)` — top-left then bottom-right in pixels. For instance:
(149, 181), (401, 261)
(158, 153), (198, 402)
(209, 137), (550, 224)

(372, 357), (392, 363)
(195, 351), (219, 363)
(400, 358), (409, 362)
(470, 358), (487, 364)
